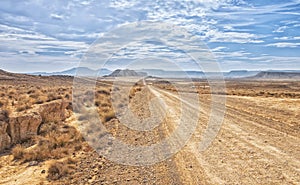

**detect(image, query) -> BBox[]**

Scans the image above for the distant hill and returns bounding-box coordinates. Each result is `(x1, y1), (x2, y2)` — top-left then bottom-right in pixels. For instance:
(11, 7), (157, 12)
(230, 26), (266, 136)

(0, 69), (32, 80)
(29, 67), (111, 76)
(138, 69), (261, 78)
(226, 70), (260, 78)
(137, 69), (205, 78)
(251, 71), (300, 79)
(19, 67), (300, 79)
(106, 69), (147, 77)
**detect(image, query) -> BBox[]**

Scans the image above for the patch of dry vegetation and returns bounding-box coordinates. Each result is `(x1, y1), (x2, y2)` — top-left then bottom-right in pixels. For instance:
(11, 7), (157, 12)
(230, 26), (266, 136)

(47, 158), (77, 181)
(0, 84), (72, 113)
(12, 123), (83, 163)
(226, 80), (300, 98)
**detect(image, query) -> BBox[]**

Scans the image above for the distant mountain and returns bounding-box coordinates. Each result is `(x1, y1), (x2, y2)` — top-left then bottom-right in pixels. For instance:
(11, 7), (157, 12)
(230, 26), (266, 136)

(137, 69), (205, 78)
(137, 69), (262, 78)
(29, 67), (111, 76)
(225, 70), (260, 78)
(267, 70), (300, 72)
(251, 71), (300, 79)
(106, 69), (147, 77)
(27, 67), (300, 79)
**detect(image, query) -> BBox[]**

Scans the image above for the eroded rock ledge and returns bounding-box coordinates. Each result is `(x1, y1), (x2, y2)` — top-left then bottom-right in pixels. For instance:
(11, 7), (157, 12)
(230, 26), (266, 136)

(0, 100), (70, 152)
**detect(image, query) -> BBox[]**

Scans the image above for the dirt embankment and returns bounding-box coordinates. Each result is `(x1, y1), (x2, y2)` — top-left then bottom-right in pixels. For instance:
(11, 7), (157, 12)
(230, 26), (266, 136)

(0, 100), (70, 152)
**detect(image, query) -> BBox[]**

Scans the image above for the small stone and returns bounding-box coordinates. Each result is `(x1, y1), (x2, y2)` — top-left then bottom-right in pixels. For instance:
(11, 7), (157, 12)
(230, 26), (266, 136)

(41, 170), (46, 174)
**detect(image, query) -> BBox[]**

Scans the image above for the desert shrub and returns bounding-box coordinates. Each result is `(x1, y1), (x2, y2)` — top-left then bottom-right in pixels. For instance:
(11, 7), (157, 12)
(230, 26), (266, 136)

(129, 86), (142, 99)
(35, 99), (45, 104)
(8, 90), (16, 95)
(29, 94), (39, 99)
(94, 100), (100, 107)
(12, 144), (26, 160)
(102, 110), (116, 122)
(64, 94), (70, 99)
(27, 89), (36, 94)
(12, 123), (83, 163)
(97, 89), (110, 95)
(47, 93), (60, 102)
(0, 109), (10, 122)
(16, 104), (31, 112)
(47, 159), (76, 180)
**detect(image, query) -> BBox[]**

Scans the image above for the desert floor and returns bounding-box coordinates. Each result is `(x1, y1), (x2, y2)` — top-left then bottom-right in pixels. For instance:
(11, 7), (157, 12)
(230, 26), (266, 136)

(0, 74), (299, 184)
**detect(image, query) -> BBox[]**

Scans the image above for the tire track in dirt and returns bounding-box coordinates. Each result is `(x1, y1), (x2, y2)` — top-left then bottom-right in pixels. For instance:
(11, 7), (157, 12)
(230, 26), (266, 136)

(149, 86), (223, 184)
(150, 86), (300, 184)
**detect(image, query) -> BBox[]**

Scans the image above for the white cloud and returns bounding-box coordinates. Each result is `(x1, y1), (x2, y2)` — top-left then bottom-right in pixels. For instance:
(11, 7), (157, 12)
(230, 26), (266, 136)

(214, 50), (251, 59)
(109, 0), (138, 9)
(211, 47), (227, 52)
(274, 36), (300, 41)
(50, 13), (65, 20)
(205, 29), (264, 43)
(80, 1), (92, 6)
(274, 36), (290, 40)
(189, 0), (247, 10)
(273, 26), (288, 33)
(0, 23), (89, 60)
(266, 42), (300, 48)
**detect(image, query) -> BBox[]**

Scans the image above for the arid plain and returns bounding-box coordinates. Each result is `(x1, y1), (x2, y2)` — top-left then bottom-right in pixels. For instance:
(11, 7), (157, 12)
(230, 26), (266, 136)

(0, 69), (299, 184)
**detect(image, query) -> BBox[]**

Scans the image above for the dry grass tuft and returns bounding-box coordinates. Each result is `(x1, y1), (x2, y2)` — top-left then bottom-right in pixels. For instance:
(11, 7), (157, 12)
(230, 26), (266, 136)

(12, 144), (26, 160)
(47, 158), (76, 180)
(11, 123), (83, 163)
(102, 110), (116, 123)
(0, 109), (10, 122)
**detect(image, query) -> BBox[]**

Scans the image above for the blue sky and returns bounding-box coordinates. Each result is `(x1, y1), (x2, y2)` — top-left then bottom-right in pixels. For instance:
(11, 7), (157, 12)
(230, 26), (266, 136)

(0, 0), (300, 72)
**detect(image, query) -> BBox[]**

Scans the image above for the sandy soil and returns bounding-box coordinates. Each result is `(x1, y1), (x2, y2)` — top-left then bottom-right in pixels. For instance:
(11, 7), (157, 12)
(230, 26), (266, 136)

(0, 79), (299, 184)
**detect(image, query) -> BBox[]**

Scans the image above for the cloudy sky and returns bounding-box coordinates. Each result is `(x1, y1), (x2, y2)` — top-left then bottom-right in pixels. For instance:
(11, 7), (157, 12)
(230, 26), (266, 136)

(0, 0), (300, 72)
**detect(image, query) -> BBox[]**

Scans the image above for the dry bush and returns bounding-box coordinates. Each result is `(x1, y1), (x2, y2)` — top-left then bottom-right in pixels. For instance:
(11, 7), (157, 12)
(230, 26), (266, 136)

(12, 123), (83, 163)
(34, 97), (46, 104)
(47, 93), (58, 102)
(129, 86), (142, 99)
(0, 109), (10, 121)
(8, 89), (16, 96)
(97, 89), (110, 95)
(0, 92), (5, 97)
(12, 144), (26, 160)
(64, 93), (70, 100)
(47, 158), (76, 181)
(102, 110), (116, 123)
(16, 104), (32, 112)
(27, 89), (36, 94)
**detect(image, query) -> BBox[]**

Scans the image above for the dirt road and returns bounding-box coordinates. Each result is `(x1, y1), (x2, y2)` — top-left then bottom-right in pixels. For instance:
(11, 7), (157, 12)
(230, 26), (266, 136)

(145, 85), (300, 184)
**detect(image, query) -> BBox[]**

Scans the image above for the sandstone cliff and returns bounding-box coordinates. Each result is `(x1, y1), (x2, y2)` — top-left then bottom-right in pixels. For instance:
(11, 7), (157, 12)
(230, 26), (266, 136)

(0, 100), (70, 152)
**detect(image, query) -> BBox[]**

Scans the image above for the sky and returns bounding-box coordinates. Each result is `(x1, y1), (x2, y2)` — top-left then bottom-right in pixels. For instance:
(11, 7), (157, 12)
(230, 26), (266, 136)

(0, 0), (300, 73)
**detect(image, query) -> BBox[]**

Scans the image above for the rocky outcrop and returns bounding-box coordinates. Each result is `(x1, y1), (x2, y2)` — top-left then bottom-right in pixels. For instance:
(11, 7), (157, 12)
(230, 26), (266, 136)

(8, 112), (42, 144)
(107, 69), (147, 77)
(0, 100), (71, 152)
(251, 71), (300, 79)
(39, 100), (70, 123)
(0, 121), (11, 151)
(0, 110), (11, 151)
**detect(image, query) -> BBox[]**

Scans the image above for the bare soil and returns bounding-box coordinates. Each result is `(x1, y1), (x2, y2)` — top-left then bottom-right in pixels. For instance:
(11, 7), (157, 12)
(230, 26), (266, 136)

(0, 73), (299, 184)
